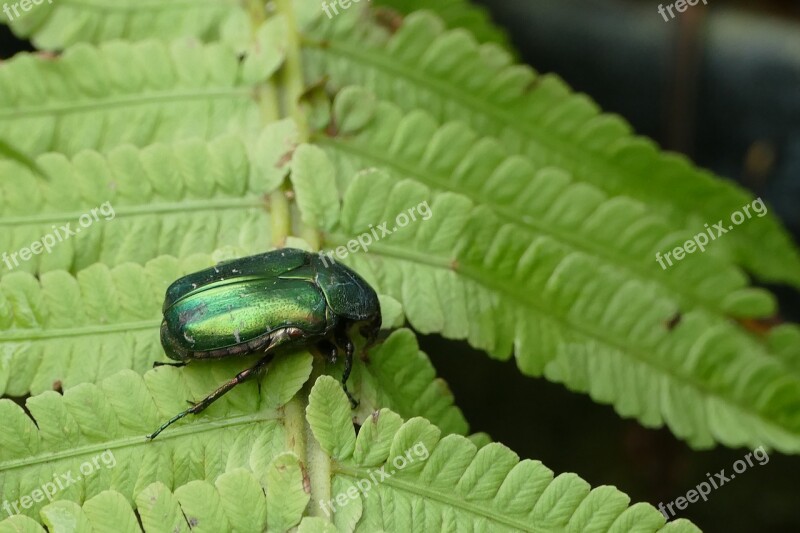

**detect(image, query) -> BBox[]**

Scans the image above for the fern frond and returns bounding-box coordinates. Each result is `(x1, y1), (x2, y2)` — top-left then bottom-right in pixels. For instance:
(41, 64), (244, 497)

(319, 91), (775, 320)
(308, 171), (800, 452)
(0, 376), (700, 531)
(373, 0), (511, 49)
(2, 0), (243, 50)
(0, 363), (292, 521)
(0, 328), (462, 521)
(0, 127), (299, 274)
(0, 470), (296, 532)
(302, 9), (800, 287)
(0, 255), (204, 396)
(341, 329), (468, 436)
(0, 38), (271, 158)
(307, 376), (701, 532)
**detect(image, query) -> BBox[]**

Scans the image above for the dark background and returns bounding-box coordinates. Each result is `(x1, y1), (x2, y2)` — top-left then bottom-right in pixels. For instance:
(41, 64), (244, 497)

(1, 1), (798, 531)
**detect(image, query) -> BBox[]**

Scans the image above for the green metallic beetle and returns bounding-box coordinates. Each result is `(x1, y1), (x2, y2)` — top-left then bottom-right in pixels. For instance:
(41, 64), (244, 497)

(147, 248), (381, 439)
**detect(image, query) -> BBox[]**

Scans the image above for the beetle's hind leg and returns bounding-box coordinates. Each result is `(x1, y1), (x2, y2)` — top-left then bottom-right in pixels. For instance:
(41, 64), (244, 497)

(147, 353), (275, 440)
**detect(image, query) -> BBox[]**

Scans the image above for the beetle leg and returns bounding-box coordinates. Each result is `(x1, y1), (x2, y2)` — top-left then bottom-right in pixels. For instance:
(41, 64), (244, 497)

(153, 361), (188, 368)
(316, 339), (338, 364)
(335, 332), (358, 409)
(147, 353), (275, 440)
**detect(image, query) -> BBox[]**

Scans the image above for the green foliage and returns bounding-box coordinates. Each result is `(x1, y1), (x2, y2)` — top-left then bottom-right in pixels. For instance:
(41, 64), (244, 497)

(302, 9), (800, 287)
(0, 135), (277, 275)
(1, 0), (798, 529)
(373, 0), (512, 49)
(0, 255), (208, 396)
(309, 170), (800, 452)
(3, 0), (239, 48)
(0, 378), (701, 532)
(0, 39), (267, 157)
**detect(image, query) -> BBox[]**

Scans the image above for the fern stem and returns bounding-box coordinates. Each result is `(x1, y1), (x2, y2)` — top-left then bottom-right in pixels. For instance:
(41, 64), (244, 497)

(274, 0), (309, 141)
(284, 359), (333, 519)
(270, 189), (291, 247)
(274, 0), (324, 250)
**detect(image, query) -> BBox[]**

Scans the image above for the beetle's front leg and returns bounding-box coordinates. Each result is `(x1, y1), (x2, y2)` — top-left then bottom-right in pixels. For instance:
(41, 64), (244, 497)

(335, 332), (358, 409)
(147, 353), (275, 440)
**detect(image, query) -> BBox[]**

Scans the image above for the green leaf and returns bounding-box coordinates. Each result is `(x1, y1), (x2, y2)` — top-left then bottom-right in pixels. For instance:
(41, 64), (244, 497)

(377, 294), (404, 329)
(0, 515), (45, 533)
(320, 94), (774, 320)
(40, 501), (92, 532)
(0, 139), (46, 179)
(332, 86), (377, 135)
(330, 172), (800, 452)
(0, 40), (266, 158)
(0, 382), (701, 531)
(353, 408), (404, 466)
(0, 366), (288, 521)
(214, 469), (269, 532)
(135, 482), (190, 533)
(3, 0), (242, 49)
(0, 256), (207, 396)
(352, 328), (467, 436)
(261, 351), (314, 408)
(303, 10), (800, 287)
(265, 453), (310, 532)
(323, 398), (700, 532)
(307, 375), (357, 460)
(373, 1), (512, 49)
(252, 119), (301, 193)
(291, 144), (341, 231)
(81, 491), (141, 533)
(0, 135), (276, 275)
(242, 15), (289, 83)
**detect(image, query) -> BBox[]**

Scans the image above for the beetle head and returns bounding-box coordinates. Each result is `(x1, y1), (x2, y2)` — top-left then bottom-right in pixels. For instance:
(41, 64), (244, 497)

(312, 255), (382, 327)
(359, 314), (382, 349)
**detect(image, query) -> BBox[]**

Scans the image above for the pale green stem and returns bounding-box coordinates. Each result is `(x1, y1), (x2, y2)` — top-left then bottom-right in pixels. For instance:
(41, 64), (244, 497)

(274, 0), (323, 250)
(269, 0), (332, 519)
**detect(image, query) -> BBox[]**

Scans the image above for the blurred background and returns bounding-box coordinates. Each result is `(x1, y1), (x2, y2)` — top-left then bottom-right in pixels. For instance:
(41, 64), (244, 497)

(1, 0), (798, 531)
